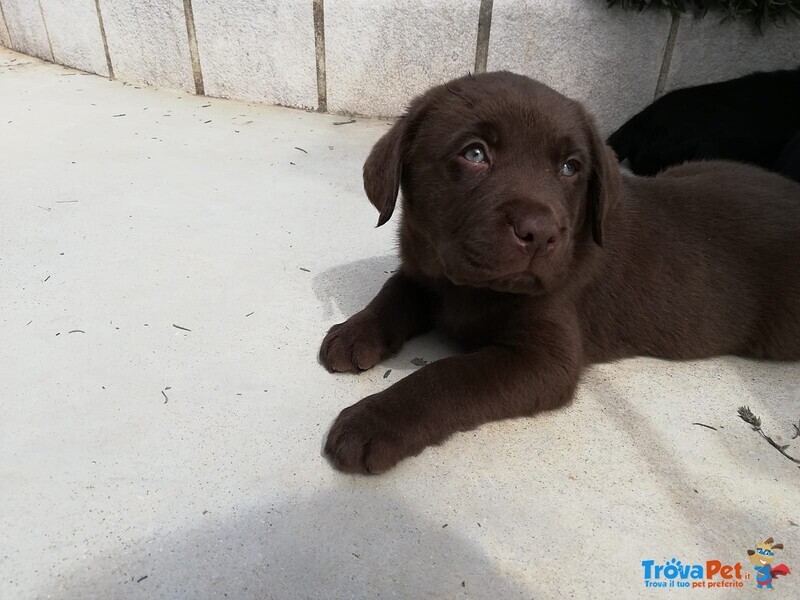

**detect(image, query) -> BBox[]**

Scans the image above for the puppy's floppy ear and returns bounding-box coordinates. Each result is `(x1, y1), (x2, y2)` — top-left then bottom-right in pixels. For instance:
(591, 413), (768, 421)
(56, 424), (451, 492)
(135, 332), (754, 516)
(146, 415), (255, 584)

(584, 112), (621, 246)
(363, 99), (426, 227)
(363, 121), (405, 227)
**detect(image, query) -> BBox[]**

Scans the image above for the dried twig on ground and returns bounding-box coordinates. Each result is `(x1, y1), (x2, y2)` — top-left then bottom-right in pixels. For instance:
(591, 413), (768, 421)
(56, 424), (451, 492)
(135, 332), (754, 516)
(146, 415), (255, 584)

(692, 422), (717, 431)
(738, 406), (800, 465)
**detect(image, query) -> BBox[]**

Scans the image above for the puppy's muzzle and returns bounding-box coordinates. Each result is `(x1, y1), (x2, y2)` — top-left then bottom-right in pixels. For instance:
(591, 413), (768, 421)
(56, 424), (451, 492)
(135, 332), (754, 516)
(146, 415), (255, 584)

(510, 213), (561, 257)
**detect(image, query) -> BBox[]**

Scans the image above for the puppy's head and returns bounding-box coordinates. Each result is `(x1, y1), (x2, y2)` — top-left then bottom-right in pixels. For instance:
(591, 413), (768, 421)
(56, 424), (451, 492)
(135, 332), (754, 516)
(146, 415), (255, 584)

(363, 71), (620, 295)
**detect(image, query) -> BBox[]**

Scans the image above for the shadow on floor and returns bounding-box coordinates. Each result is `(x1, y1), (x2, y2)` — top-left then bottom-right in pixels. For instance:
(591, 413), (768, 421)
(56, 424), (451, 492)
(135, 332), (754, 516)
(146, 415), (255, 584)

(43, 486), (533, 600)
(583, 360), (800, 555)
(311, 254), (460, 375)
(312, 255), (399, 321)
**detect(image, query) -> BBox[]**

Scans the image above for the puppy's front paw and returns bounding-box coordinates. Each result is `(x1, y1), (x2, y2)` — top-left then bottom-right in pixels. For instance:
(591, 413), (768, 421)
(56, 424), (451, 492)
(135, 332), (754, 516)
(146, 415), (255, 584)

(324, 397), (407, 474)
(319, 313), (389, 373)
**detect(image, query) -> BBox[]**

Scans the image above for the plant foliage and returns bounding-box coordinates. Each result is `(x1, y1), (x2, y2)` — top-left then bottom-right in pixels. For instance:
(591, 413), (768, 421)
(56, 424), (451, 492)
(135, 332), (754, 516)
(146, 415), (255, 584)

(607, 0), (800, 29)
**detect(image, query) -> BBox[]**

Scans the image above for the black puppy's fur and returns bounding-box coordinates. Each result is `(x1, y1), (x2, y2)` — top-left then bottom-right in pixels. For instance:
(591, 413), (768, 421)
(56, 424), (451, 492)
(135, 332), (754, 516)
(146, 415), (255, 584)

(608, 67), (800, 181)
(781, 130), (800, 182)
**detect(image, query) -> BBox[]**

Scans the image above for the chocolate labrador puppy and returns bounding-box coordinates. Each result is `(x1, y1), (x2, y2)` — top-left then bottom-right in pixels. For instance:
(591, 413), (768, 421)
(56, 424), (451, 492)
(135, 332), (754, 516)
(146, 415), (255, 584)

(320, 72), (800, 474)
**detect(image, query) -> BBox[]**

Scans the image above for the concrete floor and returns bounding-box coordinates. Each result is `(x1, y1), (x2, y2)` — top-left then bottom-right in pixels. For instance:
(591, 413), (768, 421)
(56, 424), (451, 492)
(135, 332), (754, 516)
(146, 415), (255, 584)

(1, 47), (799, 599)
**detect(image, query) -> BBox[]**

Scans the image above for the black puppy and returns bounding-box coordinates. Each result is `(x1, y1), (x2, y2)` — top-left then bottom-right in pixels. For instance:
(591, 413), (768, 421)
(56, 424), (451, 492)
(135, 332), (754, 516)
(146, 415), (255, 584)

(608, 67), (800, 181)
(781, 130), (800, 182)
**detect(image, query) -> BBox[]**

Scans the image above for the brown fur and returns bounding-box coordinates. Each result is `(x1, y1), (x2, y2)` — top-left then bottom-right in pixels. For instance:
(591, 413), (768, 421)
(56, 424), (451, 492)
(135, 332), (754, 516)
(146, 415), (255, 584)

(319, 72), (800, 474)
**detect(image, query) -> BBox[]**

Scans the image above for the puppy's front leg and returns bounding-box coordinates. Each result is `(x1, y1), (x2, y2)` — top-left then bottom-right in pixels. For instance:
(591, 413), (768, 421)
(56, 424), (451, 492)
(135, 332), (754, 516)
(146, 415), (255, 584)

(320, 272), (434, 373)
(325, 321), (581, 473)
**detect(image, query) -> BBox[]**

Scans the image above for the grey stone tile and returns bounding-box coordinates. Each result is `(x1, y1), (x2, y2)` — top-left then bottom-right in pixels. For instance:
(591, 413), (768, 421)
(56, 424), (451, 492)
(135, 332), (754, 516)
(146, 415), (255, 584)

(39, 0), (108, 76)
(325, 0), (481, 116)
(489, 0), (672, 134)
(665, 15), (800, 92)
(1, 0), (52, 60)
(0, 4), (12, 48)
(99, 0), (194, 91)
(192, 0), (318, 110)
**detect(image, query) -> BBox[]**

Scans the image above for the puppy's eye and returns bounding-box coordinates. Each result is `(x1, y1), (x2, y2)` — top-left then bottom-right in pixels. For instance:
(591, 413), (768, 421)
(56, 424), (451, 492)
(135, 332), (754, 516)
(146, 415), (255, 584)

(461, 144), (487, 164)
(560, 160), (578, 177)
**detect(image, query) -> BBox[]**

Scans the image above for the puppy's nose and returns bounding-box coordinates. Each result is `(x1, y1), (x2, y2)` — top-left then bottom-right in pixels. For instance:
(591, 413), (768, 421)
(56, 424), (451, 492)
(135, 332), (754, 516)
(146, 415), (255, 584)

(512, 215), (559, 257)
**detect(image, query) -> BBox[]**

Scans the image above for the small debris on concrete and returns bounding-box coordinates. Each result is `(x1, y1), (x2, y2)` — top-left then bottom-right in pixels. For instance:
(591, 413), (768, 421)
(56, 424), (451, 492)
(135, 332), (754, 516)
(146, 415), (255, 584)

(294, 146), (308, 154)
(333, 119), (356, 126)
(68, 330), (85, 334)
(299, 267), (310, 272)
(172, 323), (191, 332)
(411, 357), (428, 367)
(136, 575), (148, 583)
(245, 311), (254, 317)
(161, 390), (169, 404)
(112, 114), (126, 117)
(383, 369), (391, 379)
(691, 422), (717, 431)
